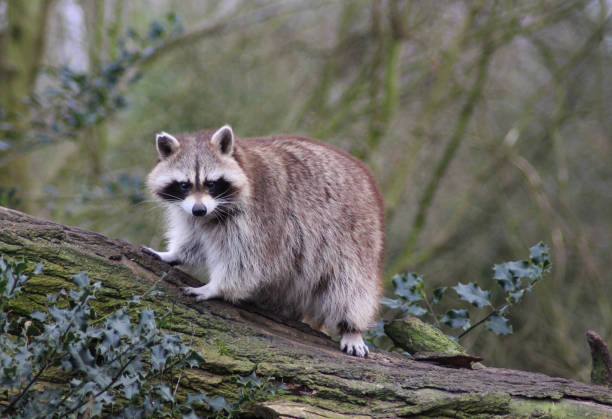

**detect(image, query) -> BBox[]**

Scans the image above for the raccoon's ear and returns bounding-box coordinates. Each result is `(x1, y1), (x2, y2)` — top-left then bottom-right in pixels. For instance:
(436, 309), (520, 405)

(211, 125), (234, 155)
(156, 132), (180, 159)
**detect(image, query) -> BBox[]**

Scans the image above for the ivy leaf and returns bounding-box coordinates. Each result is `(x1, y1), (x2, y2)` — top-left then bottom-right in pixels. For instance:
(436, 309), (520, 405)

(485, 314), (513, 335)
(453, 282), (491, 308)
(441, 309), (470, 330)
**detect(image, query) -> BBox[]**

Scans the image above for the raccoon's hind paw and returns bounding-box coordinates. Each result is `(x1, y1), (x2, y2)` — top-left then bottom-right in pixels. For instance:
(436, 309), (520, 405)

(181, 284), (220, 301)
(340, 333), (369, 358)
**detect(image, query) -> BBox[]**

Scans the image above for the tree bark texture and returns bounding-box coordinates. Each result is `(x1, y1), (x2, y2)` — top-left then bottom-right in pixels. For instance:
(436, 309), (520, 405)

(1, 206), (611, 418)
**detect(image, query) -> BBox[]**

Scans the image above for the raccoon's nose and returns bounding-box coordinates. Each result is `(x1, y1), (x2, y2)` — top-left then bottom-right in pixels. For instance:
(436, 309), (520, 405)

(192, 203), (207, 216)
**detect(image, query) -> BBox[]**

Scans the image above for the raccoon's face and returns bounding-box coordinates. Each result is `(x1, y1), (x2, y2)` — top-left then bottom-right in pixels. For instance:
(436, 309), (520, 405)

(147, 125), (249, 221)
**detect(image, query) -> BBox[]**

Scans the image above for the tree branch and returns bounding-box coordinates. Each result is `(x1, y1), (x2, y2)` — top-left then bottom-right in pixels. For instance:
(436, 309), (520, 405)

(1, 206), (612, 417)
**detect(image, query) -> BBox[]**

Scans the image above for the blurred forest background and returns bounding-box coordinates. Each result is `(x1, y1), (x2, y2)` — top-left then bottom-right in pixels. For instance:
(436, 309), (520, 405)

(1, 0), (611, 382)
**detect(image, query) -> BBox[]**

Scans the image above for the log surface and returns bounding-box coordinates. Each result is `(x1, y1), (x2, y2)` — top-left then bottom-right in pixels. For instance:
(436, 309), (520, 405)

(1, 206), (611, 418)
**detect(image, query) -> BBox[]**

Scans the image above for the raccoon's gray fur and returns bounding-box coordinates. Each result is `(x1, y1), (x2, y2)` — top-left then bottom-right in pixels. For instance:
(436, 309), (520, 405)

(143, 125), (384, 357)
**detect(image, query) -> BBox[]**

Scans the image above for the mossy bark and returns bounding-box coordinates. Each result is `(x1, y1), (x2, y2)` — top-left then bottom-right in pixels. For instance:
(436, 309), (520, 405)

(385, 317), (466, 355)
(587, 330), (612, 387)
(1, 206), (612, 418)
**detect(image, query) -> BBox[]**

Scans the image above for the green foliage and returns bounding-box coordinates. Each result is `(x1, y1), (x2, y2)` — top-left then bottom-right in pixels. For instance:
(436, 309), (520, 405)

(485, 314), (513, 336)
(380, 273), (428, 317)
(0, 256), (283, 418)
(179, 372), (284, 419)
(440, 309), (470, 331)
(0, 257), (43, 332)
(0, 15), (183, 157)
(453, 282), (491, 308)
(0, 186), (22, 210)
(0, 107), (17, 152)
(381, 243), (551, 341)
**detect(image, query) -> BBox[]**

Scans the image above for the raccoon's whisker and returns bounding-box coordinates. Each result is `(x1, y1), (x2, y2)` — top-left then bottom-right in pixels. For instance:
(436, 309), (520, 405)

(215, 189), (238, 200)
(158, 192), (183, 201)
(210, 205), (228, 222)
(133, 200), (167, 215)
(213, 195), (235, 204)
(136, 199), (160, 207)
(212, 206), (230, 216)
(213, 201), (234, 207)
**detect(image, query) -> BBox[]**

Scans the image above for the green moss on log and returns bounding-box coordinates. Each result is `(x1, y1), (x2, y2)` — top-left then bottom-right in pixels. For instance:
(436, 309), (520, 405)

(384, 316), (466, 354)
(2, 206), (612, 418)
(587, 330), (612, 387)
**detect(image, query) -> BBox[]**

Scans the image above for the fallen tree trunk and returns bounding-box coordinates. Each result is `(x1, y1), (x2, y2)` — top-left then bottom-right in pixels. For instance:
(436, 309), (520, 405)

(1, 206), (611, 418)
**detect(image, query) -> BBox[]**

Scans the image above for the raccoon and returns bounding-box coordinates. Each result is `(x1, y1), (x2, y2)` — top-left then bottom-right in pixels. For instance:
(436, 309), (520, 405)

(142, 125), (384, 357)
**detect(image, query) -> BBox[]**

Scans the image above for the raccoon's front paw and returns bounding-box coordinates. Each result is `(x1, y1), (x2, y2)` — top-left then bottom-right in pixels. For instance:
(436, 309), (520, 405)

(140, 246), (181, 266)
(141, 246), (161, 259)
(340, 333), (369, 358)
(181, 284), (220, 302)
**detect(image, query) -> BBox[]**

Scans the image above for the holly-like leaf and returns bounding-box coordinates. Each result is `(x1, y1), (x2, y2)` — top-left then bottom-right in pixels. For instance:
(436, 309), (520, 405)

(202, 394), (232, 412)
(493, 263), (519, 291)
(157, 384), (174, 402)
(506, 260), (536, 279)
(431, 287), (447, 305)
(529, 242), (550, 268)
(404, 304), (427, 317)
(485, 314), (513, 335)
(392, 273), (423, 302)
(381, 297), (404, 309)
(107, 310), (132, 337)
(72, 272), (90, 289)
(33, 262), (44, 275)
(509, 289), (525, 303)
(237, 371), (262, 387)
(441, 309), (470, 330)
(184, 350), (205, 368)
(453, 282), (491, 308)
(118, 375), (140, 400)
(182, 411), (201, 419)
(30, 311), (47, 322)
(364, 320), (386, 342)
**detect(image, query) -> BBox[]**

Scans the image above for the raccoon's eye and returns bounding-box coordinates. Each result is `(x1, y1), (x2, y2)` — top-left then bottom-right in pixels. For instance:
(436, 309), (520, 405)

(205, 178), (232, 198)
(179, 181), (192, 191)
